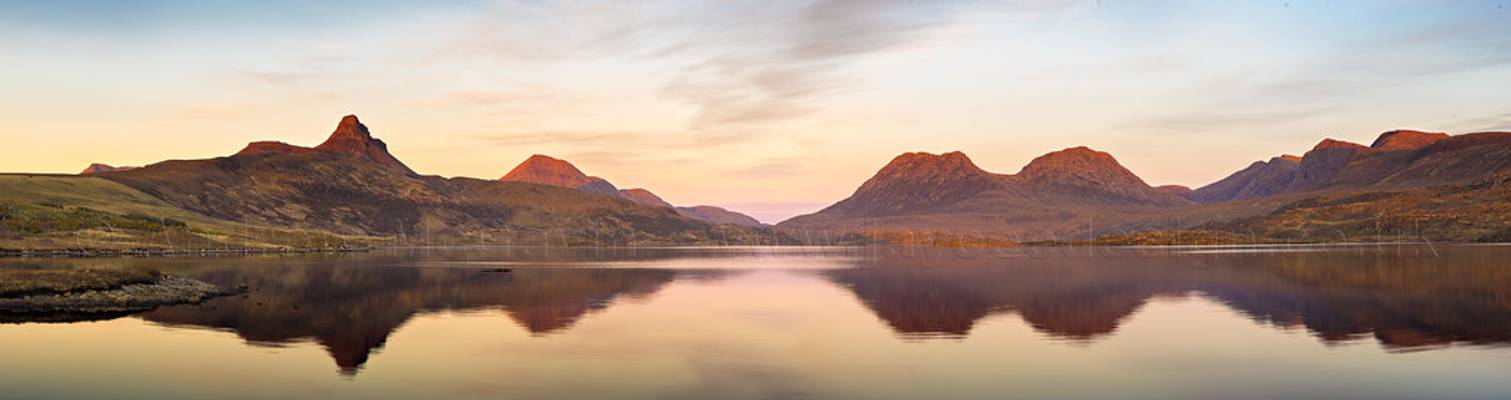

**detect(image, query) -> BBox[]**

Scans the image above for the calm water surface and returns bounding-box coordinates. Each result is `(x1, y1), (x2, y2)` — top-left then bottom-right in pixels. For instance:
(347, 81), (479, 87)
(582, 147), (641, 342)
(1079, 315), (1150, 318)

(2, 245), (1509, 399)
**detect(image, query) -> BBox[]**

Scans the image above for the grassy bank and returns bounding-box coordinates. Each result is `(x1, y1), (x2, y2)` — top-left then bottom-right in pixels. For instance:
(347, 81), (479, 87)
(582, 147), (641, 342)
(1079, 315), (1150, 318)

(0, 174), (384, 253)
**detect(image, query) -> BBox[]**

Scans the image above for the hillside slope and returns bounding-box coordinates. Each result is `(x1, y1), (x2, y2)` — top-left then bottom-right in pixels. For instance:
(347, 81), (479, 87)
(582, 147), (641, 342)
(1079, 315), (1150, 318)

(100, 116), (784, 245)
(499, 154), (767, 227)
(0, 174), (366, 252)
(1194, 131), (1511, 203)
(777, 148), (1193, 240)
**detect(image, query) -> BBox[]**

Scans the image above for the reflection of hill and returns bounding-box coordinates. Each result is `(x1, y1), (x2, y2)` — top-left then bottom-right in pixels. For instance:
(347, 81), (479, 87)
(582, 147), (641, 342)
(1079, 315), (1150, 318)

(828, 247), (1511, 349)
(140, 265), (677, 375)
(827, 256), (1185, 340)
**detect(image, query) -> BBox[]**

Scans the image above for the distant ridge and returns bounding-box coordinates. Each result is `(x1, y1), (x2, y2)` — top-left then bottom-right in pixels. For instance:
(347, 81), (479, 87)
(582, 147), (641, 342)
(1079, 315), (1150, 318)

(779, 146), (1189, 239)
(499, 155), (766, 227)
(79, 163), (138, 175)
(780, 129), (1511, 242)
(803, 146), (1186, 220)
(501, 155), (620, 196)
(1370, 130), (1448, 151)
(1193, 130), (1511, 203)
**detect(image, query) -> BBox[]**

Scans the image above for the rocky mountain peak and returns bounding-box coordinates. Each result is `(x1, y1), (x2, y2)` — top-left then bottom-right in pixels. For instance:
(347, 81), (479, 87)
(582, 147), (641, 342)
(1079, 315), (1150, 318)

(1018, 146), (1146, 187)
(858, 151), (993, 193)
(312, 115), (415, 174)
(1311, 138), (1369, 152)
(1370, 130), (1449, 151)
(500, 155), (620, 195)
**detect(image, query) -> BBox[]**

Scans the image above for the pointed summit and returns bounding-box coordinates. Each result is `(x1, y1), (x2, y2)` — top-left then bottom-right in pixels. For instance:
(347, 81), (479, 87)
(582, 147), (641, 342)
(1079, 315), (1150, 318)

(314, 115), (414, 174)
(500, 155), (619, 195)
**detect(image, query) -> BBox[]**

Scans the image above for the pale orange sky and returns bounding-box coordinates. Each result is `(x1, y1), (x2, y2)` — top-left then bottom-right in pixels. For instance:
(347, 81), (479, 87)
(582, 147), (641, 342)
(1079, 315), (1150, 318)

(3, 1), (1510, 222)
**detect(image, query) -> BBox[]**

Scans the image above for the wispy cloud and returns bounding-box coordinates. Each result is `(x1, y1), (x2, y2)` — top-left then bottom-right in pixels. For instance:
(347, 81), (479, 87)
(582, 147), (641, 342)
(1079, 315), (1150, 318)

(1126, 13), (1511, 136)
(431, 1), (978, 134)
(1449, 110), (1511, 132)
(652, 0), (953, 132)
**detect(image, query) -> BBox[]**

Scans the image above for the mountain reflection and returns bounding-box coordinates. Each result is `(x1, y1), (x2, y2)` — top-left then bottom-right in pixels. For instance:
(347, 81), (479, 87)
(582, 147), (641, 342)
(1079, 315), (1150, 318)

(140, 265), (679, 375)
(60, 245), (1511, 376)
(826, 246), (1511, 349)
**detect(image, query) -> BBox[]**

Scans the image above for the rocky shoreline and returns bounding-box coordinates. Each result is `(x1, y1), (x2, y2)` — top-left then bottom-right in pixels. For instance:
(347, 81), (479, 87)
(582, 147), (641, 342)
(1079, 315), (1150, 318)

(0, 246), (372, 258)
(0, 269), (244, 323)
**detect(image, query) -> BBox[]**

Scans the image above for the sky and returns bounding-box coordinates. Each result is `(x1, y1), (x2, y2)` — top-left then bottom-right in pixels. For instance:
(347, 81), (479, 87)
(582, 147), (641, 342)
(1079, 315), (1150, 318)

(2, 0), (1510, 223)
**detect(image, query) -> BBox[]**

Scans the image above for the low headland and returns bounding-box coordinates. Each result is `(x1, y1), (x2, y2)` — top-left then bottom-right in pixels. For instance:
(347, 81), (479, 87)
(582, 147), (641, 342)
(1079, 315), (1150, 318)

(0, 268), (244, 322)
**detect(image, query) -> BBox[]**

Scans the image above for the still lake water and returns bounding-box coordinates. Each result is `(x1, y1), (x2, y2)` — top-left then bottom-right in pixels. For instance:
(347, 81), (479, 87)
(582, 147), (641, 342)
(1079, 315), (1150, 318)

(2, 245), (1510, 399)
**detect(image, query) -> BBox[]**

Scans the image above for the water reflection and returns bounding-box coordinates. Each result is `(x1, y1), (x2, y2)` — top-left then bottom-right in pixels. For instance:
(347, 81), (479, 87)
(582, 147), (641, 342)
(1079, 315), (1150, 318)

(829, 246), (1511, 350)
(142, 266), (685, 374)
(4, 245), (1510, 378)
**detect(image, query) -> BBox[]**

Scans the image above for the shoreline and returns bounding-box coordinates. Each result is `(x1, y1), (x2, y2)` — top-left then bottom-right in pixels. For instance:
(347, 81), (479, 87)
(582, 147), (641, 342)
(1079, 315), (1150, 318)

(4, 240), (1493, 259)
(0, 246), (374, 258)
(0, 269), (245, 323)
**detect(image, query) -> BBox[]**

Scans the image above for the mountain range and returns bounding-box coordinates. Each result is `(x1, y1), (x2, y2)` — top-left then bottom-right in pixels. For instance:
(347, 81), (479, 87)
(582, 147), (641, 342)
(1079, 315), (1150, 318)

(498, 154), (765, 227)
(5, 115), (787, 249)
(6, 115), (1509, 250)
(780, 129), (1511, 243)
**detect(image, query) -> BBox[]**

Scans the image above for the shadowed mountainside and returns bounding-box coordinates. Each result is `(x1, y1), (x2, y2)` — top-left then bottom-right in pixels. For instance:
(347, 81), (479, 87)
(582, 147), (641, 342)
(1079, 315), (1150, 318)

(1192, 131), (1510, 203)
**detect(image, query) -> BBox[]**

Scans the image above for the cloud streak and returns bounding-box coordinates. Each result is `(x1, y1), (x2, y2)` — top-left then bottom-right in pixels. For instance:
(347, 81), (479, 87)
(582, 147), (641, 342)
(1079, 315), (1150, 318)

(653, 0), (951, 132)
(433, 1), (968, 134)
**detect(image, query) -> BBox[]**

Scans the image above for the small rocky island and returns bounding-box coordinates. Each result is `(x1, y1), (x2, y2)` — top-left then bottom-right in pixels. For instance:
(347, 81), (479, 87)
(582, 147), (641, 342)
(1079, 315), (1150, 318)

(0, 268), (241, 322)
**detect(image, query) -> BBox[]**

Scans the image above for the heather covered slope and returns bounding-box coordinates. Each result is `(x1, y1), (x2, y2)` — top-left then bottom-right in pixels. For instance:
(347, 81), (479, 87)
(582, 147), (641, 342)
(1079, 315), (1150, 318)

(1092, 170), (1511, 244)
(0, 174), (367, 252)
(1212, 170), (1511, 242)
(1193, 131), (1511, 203)
(99, 116), (784, 245)
(1188, 155), (1301, 203)
(674, 206), (765, 228)
(780, 130), (1511, 243)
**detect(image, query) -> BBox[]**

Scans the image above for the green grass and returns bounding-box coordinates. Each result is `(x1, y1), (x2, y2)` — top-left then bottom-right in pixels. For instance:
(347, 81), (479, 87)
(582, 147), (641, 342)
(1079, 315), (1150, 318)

(0, 174), (381, 251)
(0, 201), (187, 234)
(0, 268), (161, 297)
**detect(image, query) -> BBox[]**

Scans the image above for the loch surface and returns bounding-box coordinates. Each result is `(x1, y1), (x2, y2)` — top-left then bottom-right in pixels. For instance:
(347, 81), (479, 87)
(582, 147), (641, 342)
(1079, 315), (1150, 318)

(2, 245), (1509, 399)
